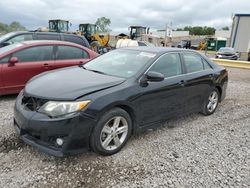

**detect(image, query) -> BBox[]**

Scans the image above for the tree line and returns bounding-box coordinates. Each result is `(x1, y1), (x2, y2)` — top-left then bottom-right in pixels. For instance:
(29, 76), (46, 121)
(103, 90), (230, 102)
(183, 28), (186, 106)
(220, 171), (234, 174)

(176, 26), (229, 36)
(0, 21), (27, 34)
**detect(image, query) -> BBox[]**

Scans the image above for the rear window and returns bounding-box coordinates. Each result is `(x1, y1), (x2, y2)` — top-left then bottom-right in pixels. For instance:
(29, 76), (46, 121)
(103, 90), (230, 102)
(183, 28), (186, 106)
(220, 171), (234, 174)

(183, 53), (212, 73)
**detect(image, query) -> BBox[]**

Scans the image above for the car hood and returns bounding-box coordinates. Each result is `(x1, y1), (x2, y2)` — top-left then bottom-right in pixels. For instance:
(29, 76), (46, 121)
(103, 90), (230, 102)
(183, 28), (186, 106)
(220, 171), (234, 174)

(24, 66), (126, 100)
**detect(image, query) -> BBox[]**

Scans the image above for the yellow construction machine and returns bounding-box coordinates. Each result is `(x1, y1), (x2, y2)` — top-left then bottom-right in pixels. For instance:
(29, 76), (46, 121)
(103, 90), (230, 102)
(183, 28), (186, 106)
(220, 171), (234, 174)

(48, 19), (70, 33)
(79, 23), (110, 53)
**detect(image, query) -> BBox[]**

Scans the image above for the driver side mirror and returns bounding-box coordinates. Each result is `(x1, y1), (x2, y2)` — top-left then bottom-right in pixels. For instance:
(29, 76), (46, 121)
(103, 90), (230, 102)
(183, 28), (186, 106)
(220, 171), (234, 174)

(146, 71), (164, 82)
(140, 71), (164, 86)
(8, 57), (18, 66)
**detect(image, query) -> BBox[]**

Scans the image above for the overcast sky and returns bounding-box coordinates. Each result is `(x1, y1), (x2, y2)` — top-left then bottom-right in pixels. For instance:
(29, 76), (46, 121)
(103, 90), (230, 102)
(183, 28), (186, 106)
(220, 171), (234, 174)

(0, 0), (250, 32)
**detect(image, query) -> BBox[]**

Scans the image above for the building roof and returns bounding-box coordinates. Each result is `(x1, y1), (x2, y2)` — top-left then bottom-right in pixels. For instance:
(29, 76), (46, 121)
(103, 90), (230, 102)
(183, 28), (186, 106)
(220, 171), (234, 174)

(235, 13), (250, 17)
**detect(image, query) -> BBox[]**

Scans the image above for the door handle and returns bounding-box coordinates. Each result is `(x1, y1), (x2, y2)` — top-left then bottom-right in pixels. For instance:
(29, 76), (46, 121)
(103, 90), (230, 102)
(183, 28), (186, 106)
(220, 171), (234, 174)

(43, 63), (52, 69)
(178, 80), (186, 87)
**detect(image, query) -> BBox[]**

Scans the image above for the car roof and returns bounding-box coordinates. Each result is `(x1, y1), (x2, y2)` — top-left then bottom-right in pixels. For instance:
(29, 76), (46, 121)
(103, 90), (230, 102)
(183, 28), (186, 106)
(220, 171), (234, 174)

(5, 31), (85, 38)
(121, 46), (197, 54)
(20, 40), (85, 48)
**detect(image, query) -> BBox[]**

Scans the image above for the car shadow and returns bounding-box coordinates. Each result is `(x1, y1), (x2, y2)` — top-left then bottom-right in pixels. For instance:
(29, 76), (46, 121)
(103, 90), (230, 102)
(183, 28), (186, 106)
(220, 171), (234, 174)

(0, 94), (18, 101)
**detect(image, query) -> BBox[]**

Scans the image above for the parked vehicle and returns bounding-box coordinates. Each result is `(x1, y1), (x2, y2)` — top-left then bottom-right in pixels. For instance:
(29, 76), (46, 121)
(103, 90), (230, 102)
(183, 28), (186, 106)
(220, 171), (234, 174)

(14, 47), (228, 157)
(177, 40), (191, 49)
(0, 40), (98, 95)
(215, 47), (238, 60)
(79, 23), (110, 53)
(0, 31), (90, 48)
(116, 39), (155, 48)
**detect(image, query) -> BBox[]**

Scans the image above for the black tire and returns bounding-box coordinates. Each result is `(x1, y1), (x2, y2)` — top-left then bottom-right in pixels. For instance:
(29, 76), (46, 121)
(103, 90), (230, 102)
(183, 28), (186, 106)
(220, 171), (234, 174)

(90, 108), (132, 156)
(201, 88), (220, 116)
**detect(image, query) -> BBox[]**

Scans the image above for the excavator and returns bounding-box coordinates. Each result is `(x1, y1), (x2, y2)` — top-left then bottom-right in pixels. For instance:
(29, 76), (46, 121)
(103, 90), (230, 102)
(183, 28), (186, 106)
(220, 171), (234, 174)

(79, 23), (110, 53)
(116, 26), (161, 48)
(36, 19), (70, 33)
(48, 19), (70, 33)
(129, 26), (149, 40)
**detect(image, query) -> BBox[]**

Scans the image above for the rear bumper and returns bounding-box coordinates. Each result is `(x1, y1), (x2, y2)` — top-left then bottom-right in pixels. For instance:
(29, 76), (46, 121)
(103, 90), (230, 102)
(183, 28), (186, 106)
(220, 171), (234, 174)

(14, 94), (96, 157)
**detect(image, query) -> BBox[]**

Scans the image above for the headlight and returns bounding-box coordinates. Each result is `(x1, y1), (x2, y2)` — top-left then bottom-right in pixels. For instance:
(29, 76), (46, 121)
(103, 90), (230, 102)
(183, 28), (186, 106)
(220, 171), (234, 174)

(38, 100), (91, 118)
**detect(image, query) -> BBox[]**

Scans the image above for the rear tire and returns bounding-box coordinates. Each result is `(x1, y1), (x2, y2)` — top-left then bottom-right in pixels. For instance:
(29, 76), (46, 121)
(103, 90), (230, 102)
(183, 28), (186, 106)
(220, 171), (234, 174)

(201, 88), (220, 116)
(90, 108), (132, 155)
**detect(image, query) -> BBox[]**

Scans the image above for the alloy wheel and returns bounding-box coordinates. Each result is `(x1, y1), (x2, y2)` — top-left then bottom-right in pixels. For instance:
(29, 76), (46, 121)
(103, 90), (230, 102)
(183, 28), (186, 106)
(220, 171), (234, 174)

(100, 116), (129, 151)
(207, 91), (219, 113)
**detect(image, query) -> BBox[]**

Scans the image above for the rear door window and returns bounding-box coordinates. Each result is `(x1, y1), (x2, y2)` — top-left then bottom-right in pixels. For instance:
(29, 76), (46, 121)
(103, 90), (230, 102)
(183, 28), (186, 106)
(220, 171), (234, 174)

(36, 33), (61, 40)
(56, 45), (89, 60)
(6, 34), (33, 44)
(12, 46), (54, 62)
(182, 53), (211, 73)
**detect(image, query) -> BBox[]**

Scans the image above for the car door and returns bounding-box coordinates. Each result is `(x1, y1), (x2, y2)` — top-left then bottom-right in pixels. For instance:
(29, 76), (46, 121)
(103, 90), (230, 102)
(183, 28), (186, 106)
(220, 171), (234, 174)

(0, 60), (4, 94)
(132, 52), (187, 126)
(53, 45), (91, 69)
(2, 45), (54, 93)
(181, 52), (215, 113)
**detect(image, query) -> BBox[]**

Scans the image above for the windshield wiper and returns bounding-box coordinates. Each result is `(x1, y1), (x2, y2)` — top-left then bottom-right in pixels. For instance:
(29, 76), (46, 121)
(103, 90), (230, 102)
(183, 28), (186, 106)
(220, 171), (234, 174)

(88, 69), (106, 75)
(79, 65), (106, 75)
(79, 64), (87, 69)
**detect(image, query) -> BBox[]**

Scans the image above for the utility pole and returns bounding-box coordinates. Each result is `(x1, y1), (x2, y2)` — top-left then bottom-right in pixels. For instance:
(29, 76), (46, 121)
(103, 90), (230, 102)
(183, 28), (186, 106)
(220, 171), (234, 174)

(164, 23), (168, 47)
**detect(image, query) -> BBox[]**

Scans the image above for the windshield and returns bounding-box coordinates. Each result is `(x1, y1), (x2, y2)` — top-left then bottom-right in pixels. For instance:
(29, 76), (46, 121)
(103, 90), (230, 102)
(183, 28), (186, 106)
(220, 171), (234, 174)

(0, 43), (23, 55)
(0, 32), (15, 42)
(218, 47), (234, 53)
(84, 49), (156, 78)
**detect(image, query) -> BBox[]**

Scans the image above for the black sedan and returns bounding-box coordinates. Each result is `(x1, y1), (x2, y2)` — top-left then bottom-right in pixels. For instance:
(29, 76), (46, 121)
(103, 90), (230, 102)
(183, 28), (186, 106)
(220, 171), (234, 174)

(14, 47), (228, 156)
(215, 47), (238, 60)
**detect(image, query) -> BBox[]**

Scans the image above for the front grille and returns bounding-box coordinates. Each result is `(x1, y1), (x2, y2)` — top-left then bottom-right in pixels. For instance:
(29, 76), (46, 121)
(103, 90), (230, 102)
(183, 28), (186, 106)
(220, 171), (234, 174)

(21, 95), (48, 111)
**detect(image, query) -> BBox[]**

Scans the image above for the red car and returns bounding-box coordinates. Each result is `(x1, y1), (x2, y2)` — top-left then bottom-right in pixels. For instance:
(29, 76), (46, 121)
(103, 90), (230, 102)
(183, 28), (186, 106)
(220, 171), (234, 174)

(0, 40), (98, 95)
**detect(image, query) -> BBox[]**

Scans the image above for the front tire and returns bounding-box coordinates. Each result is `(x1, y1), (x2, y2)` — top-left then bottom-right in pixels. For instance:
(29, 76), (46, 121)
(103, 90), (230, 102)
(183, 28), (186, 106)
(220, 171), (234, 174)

(90, 41), (101, 53)
(90, 108), (132, 155)
(201, 88), (220, 115)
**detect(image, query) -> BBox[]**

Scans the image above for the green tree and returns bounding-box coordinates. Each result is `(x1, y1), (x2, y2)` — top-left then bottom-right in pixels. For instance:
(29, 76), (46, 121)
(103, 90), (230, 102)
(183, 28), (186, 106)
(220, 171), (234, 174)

(191, 26), (204, 35)
(0, 22), (9, 33)
(222, 26), (229, 30)
(203, 26), (216, 35)
(9, 21), (26, 31)
(179, 26), (215, 35)
(95, 17), (111, 32)
(176, 28), (183, 31)
(0, 21), (27, 34)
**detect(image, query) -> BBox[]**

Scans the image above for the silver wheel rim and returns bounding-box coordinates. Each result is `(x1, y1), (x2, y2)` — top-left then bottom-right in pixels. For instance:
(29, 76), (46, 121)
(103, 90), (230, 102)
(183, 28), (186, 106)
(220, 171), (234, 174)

(100, 116), (128, 151)
(207, 91), (218, 113)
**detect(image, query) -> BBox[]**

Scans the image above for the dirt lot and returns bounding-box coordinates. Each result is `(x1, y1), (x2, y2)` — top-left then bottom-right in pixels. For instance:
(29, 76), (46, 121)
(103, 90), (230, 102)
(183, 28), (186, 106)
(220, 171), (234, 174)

(0, 67), (249, 188)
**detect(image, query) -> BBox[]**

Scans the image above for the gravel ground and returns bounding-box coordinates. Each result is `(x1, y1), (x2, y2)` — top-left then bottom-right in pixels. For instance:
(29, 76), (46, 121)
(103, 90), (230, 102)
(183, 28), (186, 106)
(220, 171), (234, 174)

(0, 67), (249, 188)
